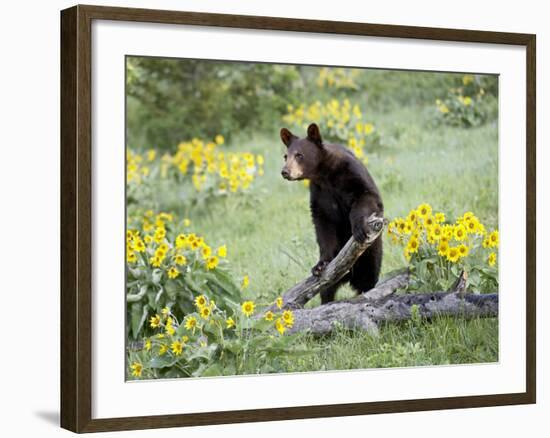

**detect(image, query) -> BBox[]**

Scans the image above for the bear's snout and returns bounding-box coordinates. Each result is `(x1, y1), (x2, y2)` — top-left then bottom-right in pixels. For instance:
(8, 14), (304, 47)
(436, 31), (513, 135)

(281, 169), (290, 179)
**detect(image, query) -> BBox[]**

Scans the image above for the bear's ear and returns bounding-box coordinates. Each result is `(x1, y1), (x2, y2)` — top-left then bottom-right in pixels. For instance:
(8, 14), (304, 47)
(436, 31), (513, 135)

(280, 128), (297, 147)
(307, 123), (323, 146)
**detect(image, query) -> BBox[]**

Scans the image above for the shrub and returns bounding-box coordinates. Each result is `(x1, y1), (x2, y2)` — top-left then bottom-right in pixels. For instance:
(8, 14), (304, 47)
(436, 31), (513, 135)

(127, 57), (301, 148)
(387, 203), (499, 292)
(126, 136), (264, 210)
(282, 98), (384, 163)
(126, 211), (242, 340)
(433, 74), (498, 128)
(127, 294), (309, 379)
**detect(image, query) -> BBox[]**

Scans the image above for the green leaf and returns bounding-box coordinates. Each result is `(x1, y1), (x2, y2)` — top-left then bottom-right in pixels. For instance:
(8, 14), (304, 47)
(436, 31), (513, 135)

(200, 363), (222, 377)
(149, 355), (179, 369)
(187, 345), (217, 362)
(164, 280), (179, 300)
(223, 340), (243, 355)
(182, 275), (207, 295)
(130, 302), (148, 340)
(151, 269), (163, 285)
(154, 287), (164, 304)
(222, 363), (236, 376)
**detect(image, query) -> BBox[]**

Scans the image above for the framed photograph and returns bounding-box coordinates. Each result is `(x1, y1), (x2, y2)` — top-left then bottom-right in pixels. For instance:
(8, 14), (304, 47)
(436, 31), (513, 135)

(60, 4), (536, 433)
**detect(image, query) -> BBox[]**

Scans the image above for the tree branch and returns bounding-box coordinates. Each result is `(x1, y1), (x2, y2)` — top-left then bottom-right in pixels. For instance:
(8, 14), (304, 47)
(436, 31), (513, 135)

(266, 213), (386, 311)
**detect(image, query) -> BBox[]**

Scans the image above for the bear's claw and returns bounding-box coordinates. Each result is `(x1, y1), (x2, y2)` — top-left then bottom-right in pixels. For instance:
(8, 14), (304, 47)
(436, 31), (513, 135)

(312, 260), (329, 276)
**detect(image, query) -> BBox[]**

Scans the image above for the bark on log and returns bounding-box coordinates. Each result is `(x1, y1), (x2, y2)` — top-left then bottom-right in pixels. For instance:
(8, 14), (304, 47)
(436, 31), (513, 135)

(287, 291), (498, 336)
(353, 269), (410, 303)
(265, 213), (386, 312)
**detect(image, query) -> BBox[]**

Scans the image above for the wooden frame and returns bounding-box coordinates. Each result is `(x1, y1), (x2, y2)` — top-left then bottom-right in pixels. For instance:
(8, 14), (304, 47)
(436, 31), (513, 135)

(60, 4), (536, 433)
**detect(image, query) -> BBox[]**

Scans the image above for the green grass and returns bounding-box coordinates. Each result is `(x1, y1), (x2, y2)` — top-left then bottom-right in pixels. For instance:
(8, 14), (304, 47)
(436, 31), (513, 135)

(154, 102), (499, 371)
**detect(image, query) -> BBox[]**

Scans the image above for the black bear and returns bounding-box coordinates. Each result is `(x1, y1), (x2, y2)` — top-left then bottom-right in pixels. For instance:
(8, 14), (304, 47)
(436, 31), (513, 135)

(280, 123), (384, 304)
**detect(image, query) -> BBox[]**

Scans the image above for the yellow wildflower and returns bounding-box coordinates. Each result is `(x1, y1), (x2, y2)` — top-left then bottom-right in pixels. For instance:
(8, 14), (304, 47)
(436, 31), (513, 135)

(199, 306), (211, 320)
(488, 230), (499, 247)
(149, 256), (162, 268)
(282, 310), (294, 328)
(217, 245), (227, 258)
(149, 314), (161, 328)
(438, 241), (450, 257)
(447, 246), (460, 263)
(454, 224), (467, 241)
(154, 247), (167, 260)
(488, 252), (497, 267)
(241, 301), (255, 317)
(127, 251), (137, 263)
(464, 216), (480, 234)
(407, 237), (419, 254)
(275, 318), (286, 335)
(417, 203), (432, 218)
(133, 238), (146, 253)
(195, 295), (207, 309)
(165, 323), (176, 336)
(458, 244), (469, 258)
(171, 340), (183, 356)
(167, 266), (180, 279)
(226, 317), (235, 329)
(184, 316), (197, 331)
(153, 227), (166, 243)
(175, 234), (188, 249)
(364, 123), (374, 135)
(424, 216), (435, 228)
(264, 311), (274, 321)
(201, 245), (212, 260)
(430, 224), (443, 241)
(174, 254), (187, 266)
(130, 362), (143, 377)
(206, 256), (219, 270)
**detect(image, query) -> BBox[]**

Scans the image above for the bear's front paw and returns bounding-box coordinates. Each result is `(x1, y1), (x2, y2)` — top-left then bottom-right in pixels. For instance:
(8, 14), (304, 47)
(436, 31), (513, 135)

(311, 260), (329, 277)
(352, 222), (367, 243)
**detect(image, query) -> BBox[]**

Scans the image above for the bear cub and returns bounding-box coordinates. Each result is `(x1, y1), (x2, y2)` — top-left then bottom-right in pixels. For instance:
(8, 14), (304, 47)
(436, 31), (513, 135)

(280, 123), (384, 304)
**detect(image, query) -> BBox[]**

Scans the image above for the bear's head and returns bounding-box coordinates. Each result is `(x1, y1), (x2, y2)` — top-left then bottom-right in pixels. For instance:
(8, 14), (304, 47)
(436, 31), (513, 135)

(280, 123), (324, 181)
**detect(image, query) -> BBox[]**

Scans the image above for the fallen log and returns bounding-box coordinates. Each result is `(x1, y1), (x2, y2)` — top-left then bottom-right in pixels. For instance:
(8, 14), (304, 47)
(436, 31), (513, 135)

(287, 290), (498, 335)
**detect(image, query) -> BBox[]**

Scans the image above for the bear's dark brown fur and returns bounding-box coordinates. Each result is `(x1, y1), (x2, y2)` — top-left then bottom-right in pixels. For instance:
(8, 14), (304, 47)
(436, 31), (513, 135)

(280, 123), (384, 304)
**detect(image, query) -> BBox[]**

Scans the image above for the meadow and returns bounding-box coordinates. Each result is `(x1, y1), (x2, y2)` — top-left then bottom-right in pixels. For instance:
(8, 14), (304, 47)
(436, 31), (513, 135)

(125, 61), (499, 379)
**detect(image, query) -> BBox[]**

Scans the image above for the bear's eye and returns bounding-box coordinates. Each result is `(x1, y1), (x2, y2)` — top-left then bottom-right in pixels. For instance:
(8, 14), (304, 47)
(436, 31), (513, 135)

(295, 153), (304, 160)
(283, 154), (288, 160)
